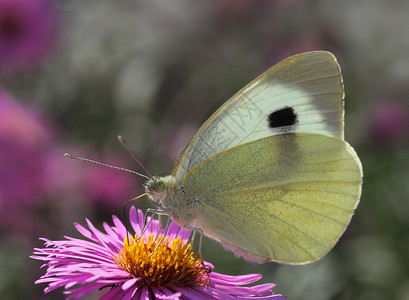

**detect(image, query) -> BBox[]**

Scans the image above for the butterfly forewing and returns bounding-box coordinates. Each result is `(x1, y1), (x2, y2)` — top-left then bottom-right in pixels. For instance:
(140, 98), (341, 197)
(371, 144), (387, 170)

(173, 51), (344, 182)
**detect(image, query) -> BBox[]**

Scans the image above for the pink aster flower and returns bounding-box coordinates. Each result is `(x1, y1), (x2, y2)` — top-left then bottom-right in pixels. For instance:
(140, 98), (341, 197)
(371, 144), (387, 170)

(0, 0), (58, 72)
(32, 207), (285, 299)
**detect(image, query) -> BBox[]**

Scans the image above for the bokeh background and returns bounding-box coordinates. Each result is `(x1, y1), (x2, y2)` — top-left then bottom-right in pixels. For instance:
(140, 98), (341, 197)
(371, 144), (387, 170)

(1, 0), (409, 299)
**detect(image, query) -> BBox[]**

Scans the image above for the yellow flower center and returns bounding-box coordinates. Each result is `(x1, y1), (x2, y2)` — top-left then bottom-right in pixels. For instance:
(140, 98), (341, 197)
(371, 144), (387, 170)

(114, 234), (208, 287)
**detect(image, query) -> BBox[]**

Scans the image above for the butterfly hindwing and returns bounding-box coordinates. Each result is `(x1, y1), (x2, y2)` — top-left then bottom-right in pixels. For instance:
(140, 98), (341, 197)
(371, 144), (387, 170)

(182, 134), (362, 264)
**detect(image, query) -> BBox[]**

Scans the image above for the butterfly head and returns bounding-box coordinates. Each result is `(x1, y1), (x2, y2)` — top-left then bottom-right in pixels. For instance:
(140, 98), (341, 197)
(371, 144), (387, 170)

(144, 175), (177, 207)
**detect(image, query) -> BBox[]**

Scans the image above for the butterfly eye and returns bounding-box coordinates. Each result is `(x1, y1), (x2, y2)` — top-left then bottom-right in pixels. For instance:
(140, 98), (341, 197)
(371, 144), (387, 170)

(152, 178), (165, 192)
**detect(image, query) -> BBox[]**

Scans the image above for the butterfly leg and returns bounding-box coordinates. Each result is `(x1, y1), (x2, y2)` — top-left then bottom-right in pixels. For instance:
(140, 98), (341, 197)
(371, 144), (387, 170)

(185, 225), (210, 284)
(145, 206), (173, 256)
(186, 225), (204, 256)
(138, 205), (172, 239)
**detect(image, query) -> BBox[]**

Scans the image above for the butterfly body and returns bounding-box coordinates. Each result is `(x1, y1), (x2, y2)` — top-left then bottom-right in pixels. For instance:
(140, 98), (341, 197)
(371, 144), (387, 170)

(145, 51), (363, 264)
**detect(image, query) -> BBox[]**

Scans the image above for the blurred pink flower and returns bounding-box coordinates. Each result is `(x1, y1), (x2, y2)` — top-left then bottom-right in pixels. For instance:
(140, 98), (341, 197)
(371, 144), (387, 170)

(83, 155), (138, 209)
(0, 88), (52, 203)
(0, 88), (55, 234)
(369, 100), (409, 144)
(0, 89), (129, 236)
(0, 0), (58, 72)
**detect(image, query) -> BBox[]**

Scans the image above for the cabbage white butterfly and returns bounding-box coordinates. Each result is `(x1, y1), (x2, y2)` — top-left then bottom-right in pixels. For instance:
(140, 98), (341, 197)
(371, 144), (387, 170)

(145, 51), (363, 264)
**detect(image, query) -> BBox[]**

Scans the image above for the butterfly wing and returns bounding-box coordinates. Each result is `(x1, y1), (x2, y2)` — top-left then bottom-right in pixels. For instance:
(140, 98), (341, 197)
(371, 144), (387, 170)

(182, 133), (362, 264)
(172, 51), (345, 181)
(169, 51), (362, 264)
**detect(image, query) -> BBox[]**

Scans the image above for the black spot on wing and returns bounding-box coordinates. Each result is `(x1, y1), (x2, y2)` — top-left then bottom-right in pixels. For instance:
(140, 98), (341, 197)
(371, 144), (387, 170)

(267, 107), (298, 129)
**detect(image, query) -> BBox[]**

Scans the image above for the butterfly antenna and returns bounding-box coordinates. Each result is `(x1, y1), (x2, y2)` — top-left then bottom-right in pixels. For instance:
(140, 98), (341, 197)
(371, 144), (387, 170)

(118, 135), (152, 178)
(64, 153), (150, 180)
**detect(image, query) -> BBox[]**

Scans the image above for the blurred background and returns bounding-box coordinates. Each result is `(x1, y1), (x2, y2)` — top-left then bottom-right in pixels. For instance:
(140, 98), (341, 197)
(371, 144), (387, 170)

(1, 0), (409, 299)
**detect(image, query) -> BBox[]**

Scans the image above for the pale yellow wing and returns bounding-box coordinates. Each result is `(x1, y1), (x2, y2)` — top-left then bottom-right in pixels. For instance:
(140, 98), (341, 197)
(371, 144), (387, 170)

(173, 51), (344, 181)
(182, 133), (362, 264)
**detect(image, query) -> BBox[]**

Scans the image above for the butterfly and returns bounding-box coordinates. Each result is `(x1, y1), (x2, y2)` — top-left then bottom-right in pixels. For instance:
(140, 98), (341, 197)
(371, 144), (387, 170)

(144, 51), (363, 264)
